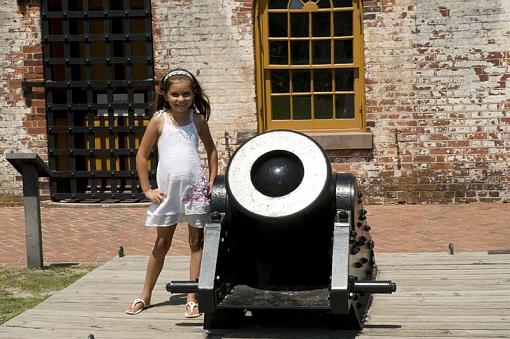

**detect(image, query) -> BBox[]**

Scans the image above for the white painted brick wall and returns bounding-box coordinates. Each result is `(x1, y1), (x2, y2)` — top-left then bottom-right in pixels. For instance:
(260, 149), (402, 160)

(0, 2), (44, 201)
(362, 0), (510, 203)
(152, 0), (257, 174)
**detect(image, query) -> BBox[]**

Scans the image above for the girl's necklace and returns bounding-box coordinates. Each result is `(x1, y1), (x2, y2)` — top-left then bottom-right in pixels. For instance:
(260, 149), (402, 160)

(167, 110), (190, 126)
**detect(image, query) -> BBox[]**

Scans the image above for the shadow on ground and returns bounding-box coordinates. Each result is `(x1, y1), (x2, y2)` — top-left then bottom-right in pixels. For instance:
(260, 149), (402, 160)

(202, 310), (364, 339)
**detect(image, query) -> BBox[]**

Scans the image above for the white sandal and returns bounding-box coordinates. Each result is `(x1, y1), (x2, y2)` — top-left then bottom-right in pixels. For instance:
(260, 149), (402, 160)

(126, 298), (150, 315)
(184, 301), (202, 318)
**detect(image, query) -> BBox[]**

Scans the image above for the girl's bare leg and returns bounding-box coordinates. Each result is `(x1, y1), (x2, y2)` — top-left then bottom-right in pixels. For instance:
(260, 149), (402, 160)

(186, 224), (204, 316)
(126, 225), (177, 314)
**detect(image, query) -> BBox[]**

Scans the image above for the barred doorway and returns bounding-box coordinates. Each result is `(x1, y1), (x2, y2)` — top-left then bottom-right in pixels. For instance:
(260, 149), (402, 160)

(38, 0), (156, 202)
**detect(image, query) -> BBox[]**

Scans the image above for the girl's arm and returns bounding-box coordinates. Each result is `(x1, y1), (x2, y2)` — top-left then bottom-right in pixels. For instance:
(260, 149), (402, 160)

(136, 114), (166, 204)
(196, 115), (218, 188)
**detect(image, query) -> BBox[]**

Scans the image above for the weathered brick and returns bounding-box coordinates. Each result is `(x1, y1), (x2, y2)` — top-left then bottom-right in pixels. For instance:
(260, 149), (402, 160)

(0, 0), (508, 204)
(363, 0), (510, 203)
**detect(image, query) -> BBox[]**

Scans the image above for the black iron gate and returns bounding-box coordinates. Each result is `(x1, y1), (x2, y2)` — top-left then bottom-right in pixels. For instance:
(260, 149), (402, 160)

(24, 0), (157, 202)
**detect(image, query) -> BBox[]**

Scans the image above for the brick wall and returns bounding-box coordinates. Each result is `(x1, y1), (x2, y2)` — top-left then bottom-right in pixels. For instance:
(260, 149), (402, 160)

(0, 1), (46, 204)
(358, 0), (510, 203)
(0, 0), (508, 204)
(151, 0), (258, 174)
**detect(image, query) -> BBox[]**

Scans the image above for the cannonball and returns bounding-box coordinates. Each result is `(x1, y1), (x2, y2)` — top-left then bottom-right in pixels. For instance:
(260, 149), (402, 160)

(250, 151), (304, 197)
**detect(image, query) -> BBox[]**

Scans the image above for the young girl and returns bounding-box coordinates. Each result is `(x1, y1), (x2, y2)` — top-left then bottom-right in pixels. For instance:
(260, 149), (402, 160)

(126, 69), (218, 317)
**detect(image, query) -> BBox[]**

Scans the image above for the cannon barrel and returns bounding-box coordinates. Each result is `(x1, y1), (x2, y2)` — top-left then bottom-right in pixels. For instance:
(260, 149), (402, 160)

(167, 130), (396, 330)
(224, 131), (336, 287)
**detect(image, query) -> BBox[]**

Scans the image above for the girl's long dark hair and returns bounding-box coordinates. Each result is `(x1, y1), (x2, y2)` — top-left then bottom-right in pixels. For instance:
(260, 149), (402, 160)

(153, 69), (211, 120)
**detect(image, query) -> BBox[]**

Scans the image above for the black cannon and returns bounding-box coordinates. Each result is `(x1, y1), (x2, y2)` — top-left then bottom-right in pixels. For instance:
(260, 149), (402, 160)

(167, 130), (396, 329)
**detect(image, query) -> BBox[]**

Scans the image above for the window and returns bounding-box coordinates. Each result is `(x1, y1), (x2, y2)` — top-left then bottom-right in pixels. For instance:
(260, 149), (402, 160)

(256, 0), (365, 132)
(40, 0), (156, 202)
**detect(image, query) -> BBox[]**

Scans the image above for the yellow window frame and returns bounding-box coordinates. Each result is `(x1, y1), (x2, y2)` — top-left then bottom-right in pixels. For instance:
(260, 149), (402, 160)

(255, 0), (366, 133)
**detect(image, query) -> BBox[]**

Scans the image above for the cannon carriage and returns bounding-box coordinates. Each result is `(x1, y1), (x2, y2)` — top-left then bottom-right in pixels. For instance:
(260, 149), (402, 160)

(167, 130), (395, 329)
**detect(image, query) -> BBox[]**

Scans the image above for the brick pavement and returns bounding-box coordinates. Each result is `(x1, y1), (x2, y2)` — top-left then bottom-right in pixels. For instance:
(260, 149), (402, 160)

(1, 202), (509, 268)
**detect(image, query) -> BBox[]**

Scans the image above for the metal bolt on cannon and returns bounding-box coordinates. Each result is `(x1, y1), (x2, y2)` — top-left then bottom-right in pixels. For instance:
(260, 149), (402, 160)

(167, 130), (396, 329)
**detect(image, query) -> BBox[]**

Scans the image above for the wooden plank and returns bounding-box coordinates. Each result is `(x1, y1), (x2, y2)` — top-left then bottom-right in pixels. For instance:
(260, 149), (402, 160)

(360, 329), (510, 338)
(1, 253), (510, 338)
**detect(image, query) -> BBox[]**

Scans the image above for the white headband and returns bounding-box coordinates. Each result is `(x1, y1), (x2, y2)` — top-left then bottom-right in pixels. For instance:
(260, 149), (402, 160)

(162, 70), (194, 84)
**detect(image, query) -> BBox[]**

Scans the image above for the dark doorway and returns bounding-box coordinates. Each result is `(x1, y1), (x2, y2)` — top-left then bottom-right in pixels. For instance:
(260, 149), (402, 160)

(40, 0), (156, 202)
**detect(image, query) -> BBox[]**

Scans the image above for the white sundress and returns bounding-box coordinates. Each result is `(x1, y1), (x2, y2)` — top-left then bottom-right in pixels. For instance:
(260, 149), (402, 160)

(145, 109), (210, 228)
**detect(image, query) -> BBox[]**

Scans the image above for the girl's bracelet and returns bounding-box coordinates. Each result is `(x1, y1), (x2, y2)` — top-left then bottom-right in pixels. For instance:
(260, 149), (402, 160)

(142, 185), (151, 192)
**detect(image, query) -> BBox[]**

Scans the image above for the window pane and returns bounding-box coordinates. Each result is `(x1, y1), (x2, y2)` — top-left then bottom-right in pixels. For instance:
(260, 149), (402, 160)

(272, 96), (291, 120)
(333, 0), (353, 7)
(312, 40), (330, 64)
(293, 96), (311, 120)
(335, 95), (354, 118)
(312, 13), (330, 37)
(291, 13), (309, 37)
(269, 0), (288, 9)
(270, 41), (288, 64)
(262, 0), (363, 129)
(290, 0), (303, 9)
(335, 69), (354, 91)
(334, 12), (353, 36)
(318, 0), (332, 8)
(315, 95), (333, 119)
(334, 40), (353, 63)
(271, 70), (290, 93)
(269, 14), (288, 37)
(291, 41), (309, 64)
(314, 70), (332, 92)
(292, 70), (310, 92)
